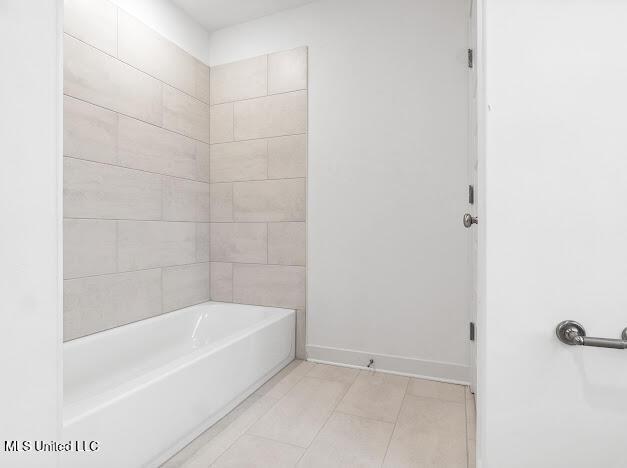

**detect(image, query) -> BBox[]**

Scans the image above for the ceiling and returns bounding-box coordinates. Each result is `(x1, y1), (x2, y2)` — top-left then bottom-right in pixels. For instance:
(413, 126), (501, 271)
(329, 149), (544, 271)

(171, 0), (318, 33)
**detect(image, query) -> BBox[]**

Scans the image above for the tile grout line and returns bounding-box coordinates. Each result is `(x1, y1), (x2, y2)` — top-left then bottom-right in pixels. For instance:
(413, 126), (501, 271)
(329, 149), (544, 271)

(64, 32), (210, 106)
(64, 261), (210, 282)
(210, 88), (307, 107)
(381, 376), (410, 466)
(63, 155), (210, 185)
(64, 93), (210, 146)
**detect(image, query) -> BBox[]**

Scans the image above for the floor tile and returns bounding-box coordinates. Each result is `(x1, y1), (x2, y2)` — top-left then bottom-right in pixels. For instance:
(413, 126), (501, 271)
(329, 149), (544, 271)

(182, 395), (279, 468)
(262, 360), (315, 399)
(248, 377), (347, 448)
(407, 378), (466, 403)
(466, 392), (476, 441)
(468, 437), (476, 468)
(383, 394), (467, 468)
(297, 412), (394, 468)
(212, 434), (304, 468)
(306, 363), (360, 385)
(336, 371), (408, 423)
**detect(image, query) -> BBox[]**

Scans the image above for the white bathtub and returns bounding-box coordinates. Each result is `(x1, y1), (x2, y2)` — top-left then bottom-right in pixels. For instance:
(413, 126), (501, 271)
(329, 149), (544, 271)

(62, 301), (295, 468)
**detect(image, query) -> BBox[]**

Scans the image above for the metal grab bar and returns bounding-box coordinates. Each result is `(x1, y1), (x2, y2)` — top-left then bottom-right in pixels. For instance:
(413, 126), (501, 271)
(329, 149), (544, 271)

(556, 321), (627, 349)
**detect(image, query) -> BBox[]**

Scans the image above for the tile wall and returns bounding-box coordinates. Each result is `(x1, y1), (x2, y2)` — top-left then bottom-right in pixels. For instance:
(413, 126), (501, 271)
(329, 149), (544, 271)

(63, 0), (211, 340)
(208, 48), (308, 357)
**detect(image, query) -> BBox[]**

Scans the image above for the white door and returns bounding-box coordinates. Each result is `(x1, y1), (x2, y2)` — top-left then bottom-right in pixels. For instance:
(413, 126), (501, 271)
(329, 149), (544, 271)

(479, 1), (627, 467)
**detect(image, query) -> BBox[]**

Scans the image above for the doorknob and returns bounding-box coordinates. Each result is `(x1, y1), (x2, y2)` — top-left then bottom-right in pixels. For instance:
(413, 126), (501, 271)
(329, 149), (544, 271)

(556, 320), (627, 349)
(463, 213), (478, 228)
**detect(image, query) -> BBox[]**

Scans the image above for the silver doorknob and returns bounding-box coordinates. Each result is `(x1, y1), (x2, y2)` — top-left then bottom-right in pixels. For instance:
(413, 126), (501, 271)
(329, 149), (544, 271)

(463, 213), (478, 228)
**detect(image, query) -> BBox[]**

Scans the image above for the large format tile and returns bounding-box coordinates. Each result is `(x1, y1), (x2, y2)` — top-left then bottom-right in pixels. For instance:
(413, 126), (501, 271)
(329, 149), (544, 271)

(163, 177), (210, 222)
(210, 55), (268, 105)
(64, 34), (162, 125)
(195, 61), (211, 104)
(210, 103), (234, 144)
(407, 378), (466, 403)
(268, 222), (306, 266)
(64, 157), (162, 220)
(117, 220), (195, 271)
(162, 263), (210, 312)
(298, 412), (393, 468)
(248, 376), (347, 448)
(210, 183), (234, 222)
(183, 395), (279, 468)
(210, 223), (267, 264)
(233, 179), (306, 222)
(234, 91), (307, 140)
(233, 264), (305, 309)
(210, 139), (268, 183)
(63, 95), (117, 164)
(64, 0), (117, 56)
(383, 395), (467, 468)
(195, 142), (211, 182)
(213, 434), (304, 468)
(210, 262), (233, 302)
(63, 219), (117, 279)
(163, 85), (210, 143)
(268, 47), (308, 95)
(296, 309), (306, 360)
(196, 223), (210, 262)
(117, 115), (198, 179)
(267, 134), (307, 179)
(306, 364), (359, 386)
(336, 371), (409, 423)
(260, 360), (315, 399)
(63, 269), (161, 340)
(117, 10), (196, 97)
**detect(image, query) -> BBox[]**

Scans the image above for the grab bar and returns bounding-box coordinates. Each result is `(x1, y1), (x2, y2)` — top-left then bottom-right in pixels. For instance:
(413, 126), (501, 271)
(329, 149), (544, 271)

(556, 320), (627, 349)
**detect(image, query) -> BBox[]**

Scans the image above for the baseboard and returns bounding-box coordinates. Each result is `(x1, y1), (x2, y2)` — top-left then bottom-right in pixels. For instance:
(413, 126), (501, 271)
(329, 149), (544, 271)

(306, 344), (470, 385)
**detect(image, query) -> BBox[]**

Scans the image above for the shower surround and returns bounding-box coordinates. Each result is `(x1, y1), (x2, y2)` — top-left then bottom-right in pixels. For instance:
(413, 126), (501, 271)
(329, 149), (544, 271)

(62, 0), (308, 357)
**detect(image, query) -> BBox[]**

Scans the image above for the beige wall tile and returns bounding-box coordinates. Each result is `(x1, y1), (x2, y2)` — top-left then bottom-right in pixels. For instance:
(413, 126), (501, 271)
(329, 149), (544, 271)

(383, 395), (467, 467)
(64, 34), (162, 125)
(210, 262), (233, 302)
(268, 47), (308, 95)
(234, 91), (307, 140)
(296, 309), (307, 359)
(210, 183), (233, 222)
(64, 0), (117, 56)
(233, 264), (305, 309)
(63, 269), (162, 340)
(63, 95), (117, 164)
(195, 142), (210, 182)
(248, 377), (347, 447)
(117, 10), (196, 96)
(268, 222), (306, 266)
(163, 263), (210, 312)
(118, 115), (197, 179)
(298, 412), (393, 468)
(195, 60), (211, 103)
(267, 134), (307, 179)
(337, 371), (409, 423)
(63, 219), (117, 279)
(117, 221), (195, 271)
(210, 223), (267, 263)
(233, 179), (305, 222)
(210, 103), (234, 144)
(210, 140), (267, 183)
(210, 55), (267, 105)
(196, 223), (210, 262)
(64, 157), (162, 220)
(163, 177), (210, 222)
(163, 85), (210, 143)
(213, 434), (303, 468)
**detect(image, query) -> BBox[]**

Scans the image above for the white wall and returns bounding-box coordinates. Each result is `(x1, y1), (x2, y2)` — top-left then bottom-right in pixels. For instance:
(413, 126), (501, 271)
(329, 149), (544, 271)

(109, 0), (211, 63)
(209, 0), (472, 381)
(479, 0), (627, 466)
(0, 1), (62, 467)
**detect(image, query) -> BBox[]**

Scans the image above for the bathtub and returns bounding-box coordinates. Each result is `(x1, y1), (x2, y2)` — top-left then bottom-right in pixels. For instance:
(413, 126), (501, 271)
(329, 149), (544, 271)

(62, 301), (295, 468)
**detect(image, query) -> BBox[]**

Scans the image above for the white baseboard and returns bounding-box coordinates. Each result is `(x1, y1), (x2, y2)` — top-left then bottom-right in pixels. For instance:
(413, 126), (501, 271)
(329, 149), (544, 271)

(306, 344), (470, 385)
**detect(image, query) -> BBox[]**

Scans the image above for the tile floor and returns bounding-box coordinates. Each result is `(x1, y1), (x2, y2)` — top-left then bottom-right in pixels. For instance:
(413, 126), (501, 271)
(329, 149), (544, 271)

(162, 360), (476, 468)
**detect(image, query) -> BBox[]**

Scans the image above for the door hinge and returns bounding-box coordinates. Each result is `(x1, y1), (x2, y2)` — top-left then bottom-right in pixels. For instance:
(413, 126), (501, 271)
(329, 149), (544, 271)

(468, 185), (475, 204)
(467, 49), (473, 68)
(470, 322), (476, 341)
